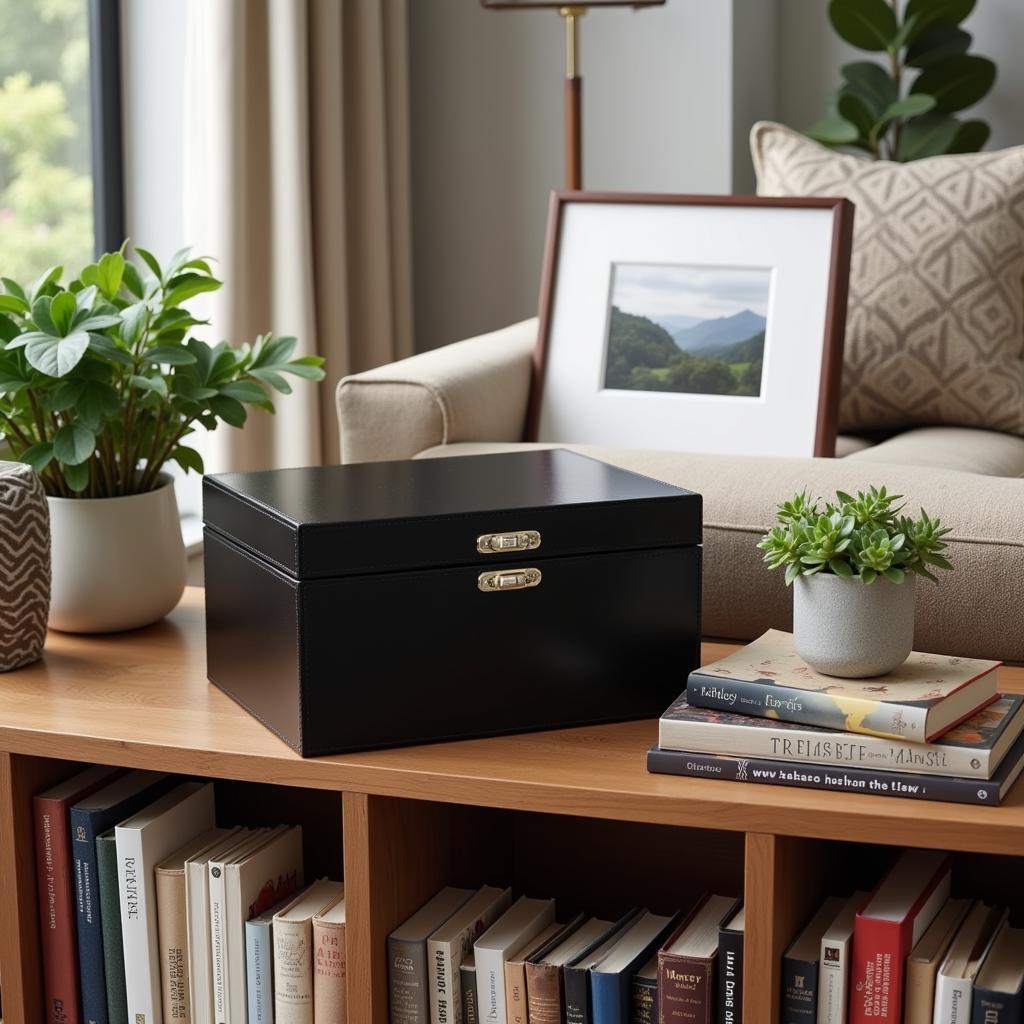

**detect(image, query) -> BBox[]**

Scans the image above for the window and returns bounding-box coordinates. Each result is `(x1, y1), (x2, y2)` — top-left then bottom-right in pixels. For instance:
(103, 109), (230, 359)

(0, 0), (123, 282)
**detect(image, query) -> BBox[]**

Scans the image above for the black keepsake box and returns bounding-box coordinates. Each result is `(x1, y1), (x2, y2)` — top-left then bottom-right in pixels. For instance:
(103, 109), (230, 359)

(202, 449), (701, 756)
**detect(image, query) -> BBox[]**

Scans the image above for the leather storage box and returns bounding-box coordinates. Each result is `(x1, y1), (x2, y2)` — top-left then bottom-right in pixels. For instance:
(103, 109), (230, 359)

(202, 449), (701, 756)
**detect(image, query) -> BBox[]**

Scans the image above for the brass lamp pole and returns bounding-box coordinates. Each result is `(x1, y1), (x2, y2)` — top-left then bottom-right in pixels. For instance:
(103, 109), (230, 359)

(481, 0), (666, 190)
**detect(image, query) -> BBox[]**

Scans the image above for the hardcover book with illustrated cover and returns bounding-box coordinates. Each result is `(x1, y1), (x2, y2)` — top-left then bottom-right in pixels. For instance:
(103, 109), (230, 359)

(659, 693), (1024, 779)
(686, 630), (999, 741)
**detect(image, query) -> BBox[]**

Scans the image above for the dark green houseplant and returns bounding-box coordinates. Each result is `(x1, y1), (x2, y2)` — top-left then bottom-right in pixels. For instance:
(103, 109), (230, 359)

(808, 0), (995, 161)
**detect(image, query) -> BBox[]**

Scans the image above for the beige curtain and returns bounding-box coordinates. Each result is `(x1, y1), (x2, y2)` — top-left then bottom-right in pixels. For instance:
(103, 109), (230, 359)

(183, 0), (414, 470)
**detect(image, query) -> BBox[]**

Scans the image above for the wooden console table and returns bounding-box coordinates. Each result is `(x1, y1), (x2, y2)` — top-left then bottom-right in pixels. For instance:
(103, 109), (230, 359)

(1, 588), (1021, 1024)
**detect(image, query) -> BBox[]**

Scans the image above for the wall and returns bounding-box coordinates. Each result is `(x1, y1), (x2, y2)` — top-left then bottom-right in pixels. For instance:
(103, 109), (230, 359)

(408, 0), (777, 353)
(776, 0), (1024, 150)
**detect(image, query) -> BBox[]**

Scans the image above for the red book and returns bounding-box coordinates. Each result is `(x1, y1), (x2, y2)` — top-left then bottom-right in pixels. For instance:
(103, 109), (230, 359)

(849, 850), (952, 1024)
(34, 765), (124, 1024)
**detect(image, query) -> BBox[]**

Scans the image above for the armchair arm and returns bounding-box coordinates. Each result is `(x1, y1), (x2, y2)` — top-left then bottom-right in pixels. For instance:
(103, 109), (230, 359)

(336, 318), (537, 463)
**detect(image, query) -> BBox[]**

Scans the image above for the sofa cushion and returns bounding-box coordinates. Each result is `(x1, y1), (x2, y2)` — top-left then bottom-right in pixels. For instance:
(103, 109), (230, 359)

(416, 442), (1024, 663)
(751, 121), (1024, 437)
(848, 426), (1024, 477)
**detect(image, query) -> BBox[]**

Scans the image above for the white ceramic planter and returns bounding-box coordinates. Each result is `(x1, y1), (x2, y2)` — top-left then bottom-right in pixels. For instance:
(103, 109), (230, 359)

(793, 571), (916, 678)
(47, 475), (186, 633)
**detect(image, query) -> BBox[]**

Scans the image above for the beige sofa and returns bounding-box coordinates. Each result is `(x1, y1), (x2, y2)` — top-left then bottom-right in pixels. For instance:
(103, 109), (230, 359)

(337, 318), (1024, 663)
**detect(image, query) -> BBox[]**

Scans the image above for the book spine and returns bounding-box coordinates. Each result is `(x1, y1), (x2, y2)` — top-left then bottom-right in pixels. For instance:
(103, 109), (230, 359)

(427, 938), (460, 1024)
(646, 749), (1003, 805)
(208, 862), (230, 1024)
(313, 916), (346, 1023)
(781, 957), (819, 1024)
(115, 825), (158, 1024)
(273, 917), (315, 1024)
(71, 807), (110, 1024)
(658, 954), (713, 1024)
(589, 970), (621, 1024)
(631, 976), (656, 1024)
(934, 975), (972, 1024)
(388, 936), (427, 1024)
(505, 959), (528, 1024)
(35, 796), (82, 1024)
(460, 962), (479, 1024)
(563, 966), (590, 1024)
(817, 949), (846, 1024)
(849, 918), (903, 1024)
(659, 717), (991, 779)
(186, 861), (214, 1024)
(971, 988), (1022, 1024)
(718, 929), (743, 1024)
(475, 946), (508, 1024)
(155, 870), (190, 1024)
(246, 919), (274, 1024)
(686, 671), (929, 742)
(96, 834), (128, 1024)
(525, 963), (562, 1024)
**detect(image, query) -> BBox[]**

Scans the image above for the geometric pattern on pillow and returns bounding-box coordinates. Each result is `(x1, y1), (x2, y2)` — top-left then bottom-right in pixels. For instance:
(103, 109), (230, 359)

(751, 121), (1024, 436)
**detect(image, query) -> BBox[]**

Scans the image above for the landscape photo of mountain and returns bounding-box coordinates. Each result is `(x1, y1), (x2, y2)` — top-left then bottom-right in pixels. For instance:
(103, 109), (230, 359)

(603, 263), (771, 397)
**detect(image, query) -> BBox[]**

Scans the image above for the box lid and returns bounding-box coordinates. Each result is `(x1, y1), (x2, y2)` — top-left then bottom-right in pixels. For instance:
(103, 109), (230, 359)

(202, 449), (701, 579)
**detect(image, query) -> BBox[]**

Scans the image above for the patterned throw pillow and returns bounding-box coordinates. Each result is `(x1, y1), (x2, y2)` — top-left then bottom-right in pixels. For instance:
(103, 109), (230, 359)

(751, 121), (1024, 436)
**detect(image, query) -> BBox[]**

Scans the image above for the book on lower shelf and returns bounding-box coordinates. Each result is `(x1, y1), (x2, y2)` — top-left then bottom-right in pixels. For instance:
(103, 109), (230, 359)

(781, 897), (846, 1024)
(526, 917), (612, 1024)
(815, 892), (866, 1024)
(934, 902), (1007, 1024)
(504, 921), (566, 1024)
(246, 892), (296, 1024)
(971, 921), (1024, 1024)
(563, 910), (642, 1024)
(718, 905), (744, 1024)
(312, 887), (347, 1023)
(685, 630), (999, 742)
(904, 898), (971, 1024)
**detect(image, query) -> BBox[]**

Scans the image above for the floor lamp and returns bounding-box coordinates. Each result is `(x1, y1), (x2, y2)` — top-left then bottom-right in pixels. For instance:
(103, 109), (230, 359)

(481, 1), (666, 189)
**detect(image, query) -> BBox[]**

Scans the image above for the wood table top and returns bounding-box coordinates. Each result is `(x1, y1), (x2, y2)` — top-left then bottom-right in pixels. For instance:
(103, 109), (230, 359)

(1, 588), (1021, 853)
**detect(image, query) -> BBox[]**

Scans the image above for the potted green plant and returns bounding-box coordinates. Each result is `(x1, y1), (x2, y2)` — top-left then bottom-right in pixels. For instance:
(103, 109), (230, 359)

(0, 246), (324, 633)
(758, 486), (953, 677)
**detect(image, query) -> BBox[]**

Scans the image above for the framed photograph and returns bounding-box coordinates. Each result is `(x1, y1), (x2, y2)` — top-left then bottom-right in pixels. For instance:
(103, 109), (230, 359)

(526, 193), (853, 457)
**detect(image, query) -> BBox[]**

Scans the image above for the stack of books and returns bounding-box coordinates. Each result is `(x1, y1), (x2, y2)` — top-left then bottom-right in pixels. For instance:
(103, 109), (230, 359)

(32, 767), (345, 1024)
(648, 630), (1024, 805)
(387, 886), (744, 1024)
(780, 849), (1024, 1024)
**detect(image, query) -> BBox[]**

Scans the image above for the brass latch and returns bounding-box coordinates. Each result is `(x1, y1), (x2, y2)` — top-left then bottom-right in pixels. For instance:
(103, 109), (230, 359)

(477, 568), (542, 593)
(476, 530), (541, 554)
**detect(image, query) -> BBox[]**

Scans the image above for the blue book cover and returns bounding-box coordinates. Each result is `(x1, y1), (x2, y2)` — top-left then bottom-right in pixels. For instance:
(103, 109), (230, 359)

(246, 894), (295, 1024)
(589, 910), (680, 1024)
(70, 771), (172, 1024)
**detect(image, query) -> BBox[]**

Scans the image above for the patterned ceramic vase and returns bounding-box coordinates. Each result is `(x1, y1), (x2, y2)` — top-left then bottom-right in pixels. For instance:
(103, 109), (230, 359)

(0, 461), (51, 671)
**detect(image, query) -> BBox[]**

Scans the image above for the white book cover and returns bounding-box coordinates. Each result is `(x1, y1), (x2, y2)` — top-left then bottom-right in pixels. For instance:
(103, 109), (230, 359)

(209, 828), (281, 1024)
(428, 886), (512, 1024)
(185, 828), (248, 1024)
(817, 892), (867, 1024)
(933, 904), (1007, 1024)
(116, 781), (216, 1024)
(247, 893), (296, 1024)
(223, 825), (304, 1024)
(474, 896), (556, 1024)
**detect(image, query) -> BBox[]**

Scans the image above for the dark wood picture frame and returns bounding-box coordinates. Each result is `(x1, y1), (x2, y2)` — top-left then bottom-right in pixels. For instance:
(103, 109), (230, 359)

(524, 192), (855, 458)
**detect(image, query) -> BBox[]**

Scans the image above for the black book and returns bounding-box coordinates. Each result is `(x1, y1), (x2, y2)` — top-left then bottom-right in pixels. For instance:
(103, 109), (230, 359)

(630, 953), (657, 1024)
(972, 922), (1024, 1024)
(718, 905), (744, 1024)
(563, 909), (642, 1024)
(460, 956), (478, 1024)
(781, 899), (844, 1024)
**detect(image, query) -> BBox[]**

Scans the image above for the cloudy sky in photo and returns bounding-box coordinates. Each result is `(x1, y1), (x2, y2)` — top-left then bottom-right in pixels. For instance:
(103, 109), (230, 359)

(611, 263), (771, 321)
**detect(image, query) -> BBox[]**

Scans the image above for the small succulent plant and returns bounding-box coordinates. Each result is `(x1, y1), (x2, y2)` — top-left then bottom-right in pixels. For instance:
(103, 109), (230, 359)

(758, 485), (953, 586)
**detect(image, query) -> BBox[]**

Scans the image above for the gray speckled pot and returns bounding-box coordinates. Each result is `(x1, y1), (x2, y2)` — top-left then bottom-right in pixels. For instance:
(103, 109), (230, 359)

(793, 572), (915, 678)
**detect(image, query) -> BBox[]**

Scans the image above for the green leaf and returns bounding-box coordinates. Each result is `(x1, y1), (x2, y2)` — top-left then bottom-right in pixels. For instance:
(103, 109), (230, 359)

(896, 111), (961, 160)
(2, 278), (28, 304)
(74, 313), (121, 333)
(122, 261), (146, 298)
(95, 252), (125, 299)
(24, 330), (91, 377)
(185, 338), (214, 383)
(784, 563), (802, 586)
(54, 422), (96, 466)
(40, 379), (85, 412)
(87, 333), (135, 367)
(860, 567), (878, 584)
(135, 247), (163, 282)
(840, 62), (898, 115)
(247, 367), (292, 393)
(170, 445), (204, 475)
(61, 460), (90, 493)
(890, 11), (921, 52)
(144, 345), (197, 366)
(120, 302), (149, 348)
(836, 91), (875, 139)
(0, 294), (29, 315)
(31, 295), (57, 335)
(830, 559), (854, 577)
(218, 380), (267, 403)
(29, 265), (62, 303)
(279, 360), (325, 381)
(883, 567), (906, 584)
(905, 0), (974, 40)
(0, 314), (19, 343)
(20, 442), (54, 473)
(76, 381), (120, 430)
(911, 55), (997, 113)
(828, 0), (898, 51)
(947, 118), (990, 153)
(209, 394), (247, 427)
(163, 274), (220, 308)
(131, 374), (169, 398)
(905, 24), (971, 68)
(806, 116), (860, 145)
(882, 93), (937, 121)
(258, 335), (299, 367)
